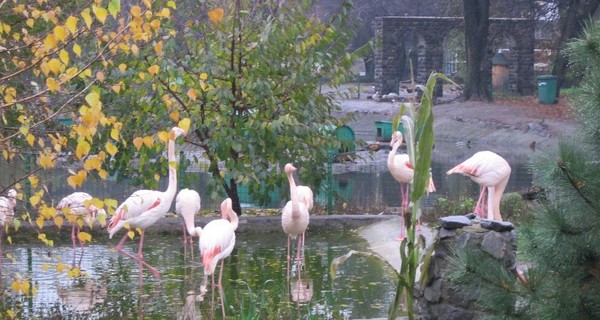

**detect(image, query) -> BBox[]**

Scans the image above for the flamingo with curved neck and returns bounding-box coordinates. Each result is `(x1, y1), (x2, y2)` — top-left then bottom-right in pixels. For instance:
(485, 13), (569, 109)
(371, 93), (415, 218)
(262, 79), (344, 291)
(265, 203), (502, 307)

(281, 163), (310, 276)
(107, 126), (186, 280)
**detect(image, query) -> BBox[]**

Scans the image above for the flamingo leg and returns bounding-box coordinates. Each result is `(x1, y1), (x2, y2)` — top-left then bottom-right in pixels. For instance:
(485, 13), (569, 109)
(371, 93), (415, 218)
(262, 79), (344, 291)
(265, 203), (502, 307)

(218, 259), (226, 318)
(474, 186), (487, 217)
(296, 236), (302, 276)
(71, 223), (77, 265)
(115, 231), (161, 280)
(0, 228), (3, 269)
(286, 234), (291, 280)
(396, 183), (408, 241)
(487, 186), (495, 220)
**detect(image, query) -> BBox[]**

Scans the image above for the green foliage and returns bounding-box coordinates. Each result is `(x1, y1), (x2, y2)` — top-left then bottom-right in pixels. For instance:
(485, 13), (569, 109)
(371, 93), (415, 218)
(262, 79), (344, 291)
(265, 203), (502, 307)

(387, 72), (453, 320)
(106, 0), (359, 213)
(430, 195), (476, 220)
(500, 192), (534, 224)
(445, 17), (600, 319)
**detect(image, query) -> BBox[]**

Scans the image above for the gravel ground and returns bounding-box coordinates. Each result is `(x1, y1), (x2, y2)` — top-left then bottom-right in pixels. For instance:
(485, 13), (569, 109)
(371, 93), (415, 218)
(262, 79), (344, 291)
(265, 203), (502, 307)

(333, 83), (579, 157)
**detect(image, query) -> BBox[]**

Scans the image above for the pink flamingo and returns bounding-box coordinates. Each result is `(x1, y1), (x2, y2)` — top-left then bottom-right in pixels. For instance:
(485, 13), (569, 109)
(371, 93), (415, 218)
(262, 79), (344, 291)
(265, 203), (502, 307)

(176, 188), (202, 250)
(281, 163), (310, 275)
(0, 189), (17, 266)
(447, 150), (511, 221)
(56, 192), (106, 263)
(199, 198), (238, 316)
(387, 131), (436, 240)
(107, 126), (186, 280)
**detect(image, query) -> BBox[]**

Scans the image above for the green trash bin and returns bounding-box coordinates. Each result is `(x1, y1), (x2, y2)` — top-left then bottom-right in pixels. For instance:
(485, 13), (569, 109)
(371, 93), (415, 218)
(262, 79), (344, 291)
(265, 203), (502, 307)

(537, 75), (558, 104)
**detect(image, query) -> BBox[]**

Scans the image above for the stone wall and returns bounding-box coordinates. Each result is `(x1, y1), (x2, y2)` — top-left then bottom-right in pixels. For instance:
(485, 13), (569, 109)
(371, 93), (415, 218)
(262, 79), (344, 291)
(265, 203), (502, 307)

(373, 17), (535, 97)
(418, 216), (517, 320)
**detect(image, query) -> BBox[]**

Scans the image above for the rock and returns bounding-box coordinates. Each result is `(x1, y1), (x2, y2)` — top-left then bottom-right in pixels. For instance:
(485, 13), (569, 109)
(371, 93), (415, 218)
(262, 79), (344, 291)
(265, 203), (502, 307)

(464, 212), (477, 220)
(480, 219), (514, 232)
(423, 278), (442, 302)
(439, 228), (456, 239)
(481, 231), (508, 259)
(440, 215), (472, 229)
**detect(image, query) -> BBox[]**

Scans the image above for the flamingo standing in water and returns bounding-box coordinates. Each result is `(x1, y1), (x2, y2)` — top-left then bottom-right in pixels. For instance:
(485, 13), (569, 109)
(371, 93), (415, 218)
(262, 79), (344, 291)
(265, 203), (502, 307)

(56, 192), (107, 263)
(447, 150), (511, 221)
(107, 126), (186, 280)
(176, 188), (202, 250)
(200, 198), (238, 316)
(387, 131), (436, 240)
(0, 189), (17, 266)
(282, 163), (310, 274)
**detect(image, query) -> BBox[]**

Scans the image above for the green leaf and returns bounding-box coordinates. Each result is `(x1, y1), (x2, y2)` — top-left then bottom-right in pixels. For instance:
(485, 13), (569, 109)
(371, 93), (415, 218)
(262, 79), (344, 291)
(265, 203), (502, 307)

(108, 0), (120, 19)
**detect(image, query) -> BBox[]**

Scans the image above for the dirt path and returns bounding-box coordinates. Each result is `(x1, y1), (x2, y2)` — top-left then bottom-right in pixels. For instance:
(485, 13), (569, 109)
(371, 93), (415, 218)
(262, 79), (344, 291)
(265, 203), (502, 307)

(334, 84), (579, 157)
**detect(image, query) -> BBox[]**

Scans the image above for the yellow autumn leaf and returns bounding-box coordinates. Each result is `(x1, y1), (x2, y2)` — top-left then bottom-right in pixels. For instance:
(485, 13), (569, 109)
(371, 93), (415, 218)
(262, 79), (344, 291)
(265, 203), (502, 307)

(99, 169), (108, 180)
(28, 175), (39, 188)
(29, 194), (41, 207)
(118, 63), (127, 73)
(38, 153), (55, 169)
(208, 8), (224, 23)
(127, 230), (135, 240)
(53, 25), (66, 42)
(148, 65), (159, 76)
(48, 58), (61, 75)
(59, 49), (69, 65)
(158, 131), (169, 142)
(26, 134), (35, 146)
(36, 217), (44, 229)
(141, 136), (153, 148)
(81, 68), (92, 78)
(131, 5), (142, 18)
(85, 91), (100, 107)
(78, 231), (92, 243)
(110, 128), (120, 140)
(111, 83), (122, 93)
(76, 140), (91, 159)
(161, 8), (171, 18)
(96, 71), (105, 82)
(66, 16), (78, 33)
(81, 9), (93, 29)
(84, 157), (102, 170)
(154, 41), (163, 54)
(178, 118), (191, 132)
(133, 137), (143, 150)
(169, 111), (180, 122)
(93, 5), (108, 24)
(26, 18), (34, 28)
(53, 215), (64, 229)
(106, 142), (118, 156)
(200, 72), (208, 80)
(138, 72), (146, 80)
(187, 88), (197, 100)
(44, 34), (57, 52)
(73, 43), (81, 57)
(131, 44), (139, 56)
(46, 78), (60, 92)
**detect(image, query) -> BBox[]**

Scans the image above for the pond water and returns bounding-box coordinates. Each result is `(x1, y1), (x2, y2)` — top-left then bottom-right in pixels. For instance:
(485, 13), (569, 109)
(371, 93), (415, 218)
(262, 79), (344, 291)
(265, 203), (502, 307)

(0, 230), (396, 319)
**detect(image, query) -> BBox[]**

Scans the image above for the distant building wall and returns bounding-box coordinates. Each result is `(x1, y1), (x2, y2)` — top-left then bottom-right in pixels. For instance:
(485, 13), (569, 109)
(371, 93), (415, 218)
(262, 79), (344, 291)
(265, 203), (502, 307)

(373, 17), (535, 97)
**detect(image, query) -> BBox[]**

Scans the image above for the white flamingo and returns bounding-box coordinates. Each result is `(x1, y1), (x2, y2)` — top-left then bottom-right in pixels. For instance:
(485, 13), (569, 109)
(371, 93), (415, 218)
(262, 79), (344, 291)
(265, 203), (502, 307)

(281, 163), (310, 275)
(176, 188), (202, 249)
(447, 150), (511, 221)
(56, 192), (106, 263)
(107, 126), (186, 280)
(199, 198), (238, 316)
(387, 131), (435, 240)
(0, 189), (17, 266)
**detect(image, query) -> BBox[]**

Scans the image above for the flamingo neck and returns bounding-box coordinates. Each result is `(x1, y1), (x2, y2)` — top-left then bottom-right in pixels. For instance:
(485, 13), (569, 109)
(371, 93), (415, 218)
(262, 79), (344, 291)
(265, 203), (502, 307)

(183, 211), (199, 236)
(166, 137), (177, 198)
(226, 206), (239, 230)
(287, 172), (301, 217)
(388, 143), (400, 168)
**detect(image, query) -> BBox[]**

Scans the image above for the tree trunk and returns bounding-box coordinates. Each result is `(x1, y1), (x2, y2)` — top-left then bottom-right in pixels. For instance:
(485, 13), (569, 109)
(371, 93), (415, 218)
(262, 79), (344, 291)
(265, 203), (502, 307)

(463, 0), (492, 101)
(552, 0), (600, 95)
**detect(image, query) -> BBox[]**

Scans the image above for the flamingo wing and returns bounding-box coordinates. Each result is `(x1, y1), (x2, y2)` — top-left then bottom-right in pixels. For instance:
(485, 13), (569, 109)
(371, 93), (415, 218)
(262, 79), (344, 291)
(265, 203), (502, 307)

(200, 219), (236, 275)
(176, 189), (201, 218)
(390, 154), (414, 183)
(107, 190), (164, 232)
(296, 186), (314, 212)
(57, 192), (93, 215)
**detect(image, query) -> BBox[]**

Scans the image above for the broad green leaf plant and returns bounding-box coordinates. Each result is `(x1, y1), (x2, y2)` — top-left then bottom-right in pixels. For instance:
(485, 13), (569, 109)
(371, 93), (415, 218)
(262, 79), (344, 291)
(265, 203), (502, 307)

(331, 72), (454, 320)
